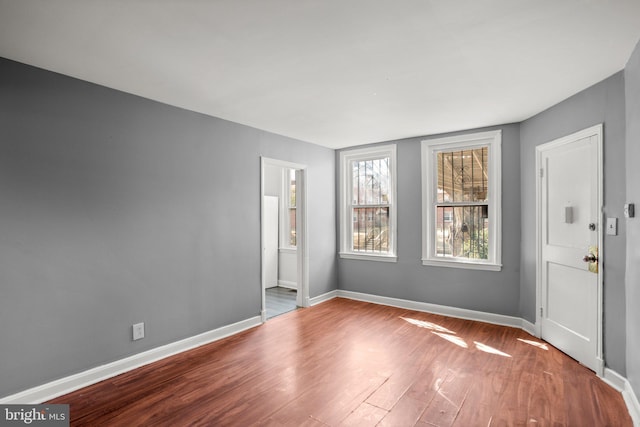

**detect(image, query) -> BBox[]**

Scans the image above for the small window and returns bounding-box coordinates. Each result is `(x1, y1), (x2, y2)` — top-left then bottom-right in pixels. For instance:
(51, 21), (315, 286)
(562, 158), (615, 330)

(340, 145), (397, 262)
(283, 168), (296, 248)
(421, 131), (501, 270)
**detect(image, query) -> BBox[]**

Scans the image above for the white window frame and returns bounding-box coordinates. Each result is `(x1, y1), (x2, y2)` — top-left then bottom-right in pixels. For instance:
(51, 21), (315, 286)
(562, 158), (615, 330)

(421, 130), (502, 271)
(339, 144), (397, 262)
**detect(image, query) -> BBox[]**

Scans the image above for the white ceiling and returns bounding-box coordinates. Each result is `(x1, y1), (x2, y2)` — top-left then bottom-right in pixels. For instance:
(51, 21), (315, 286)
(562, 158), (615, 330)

(1, 1), (639, 149)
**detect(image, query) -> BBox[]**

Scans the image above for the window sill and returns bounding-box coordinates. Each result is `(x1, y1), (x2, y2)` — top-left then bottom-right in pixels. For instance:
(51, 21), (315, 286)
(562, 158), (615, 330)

(340, 252), (398, 263)
(279, 247), (297, 254)
(421, 258), (502, 271)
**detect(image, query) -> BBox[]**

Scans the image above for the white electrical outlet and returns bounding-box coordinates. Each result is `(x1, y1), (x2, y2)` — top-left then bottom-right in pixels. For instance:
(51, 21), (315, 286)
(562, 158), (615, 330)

(132, 322), (145, 341)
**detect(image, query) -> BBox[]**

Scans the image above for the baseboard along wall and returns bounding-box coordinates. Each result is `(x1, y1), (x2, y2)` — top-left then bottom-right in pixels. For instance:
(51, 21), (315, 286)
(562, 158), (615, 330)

(277, 280), (297, 289)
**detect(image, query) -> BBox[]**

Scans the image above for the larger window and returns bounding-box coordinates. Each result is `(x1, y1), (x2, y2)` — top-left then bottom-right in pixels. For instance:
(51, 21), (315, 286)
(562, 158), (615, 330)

(421, 131), (501, 270)
(340, 144), (397, 262)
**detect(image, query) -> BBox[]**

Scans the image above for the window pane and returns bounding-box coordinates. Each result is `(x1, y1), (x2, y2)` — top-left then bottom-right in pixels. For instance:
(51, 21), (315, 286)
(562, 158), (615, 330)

(352, 207), (389, 253)
(437, 146), (488, 203)
(435, 206), (453, 256)
(285, 169), (296, 247)
(289, 208), (296, 246)
(435, 205), (488, 259)
(352, 157), (390, 207)
(452, 150), (463, 201)
(289, 169), (296, 207)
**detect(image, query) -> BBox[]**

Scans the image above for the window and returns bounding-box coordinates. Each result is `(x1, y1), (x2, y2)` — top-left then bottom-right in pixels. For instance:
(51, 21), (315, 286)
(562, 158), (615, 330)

(285, 168), (296, 247)
(340, 144), (397, 262)
(421, 131), (501, 270)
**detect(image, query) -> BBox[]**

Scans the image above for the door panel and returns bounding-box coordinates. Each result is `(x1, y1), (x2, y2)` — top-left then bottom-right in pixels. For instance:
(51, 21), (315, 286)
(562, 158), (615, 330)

(538, 127), (601, 372)
(546, 262), (591, 339)
(545, 141), (593, 249)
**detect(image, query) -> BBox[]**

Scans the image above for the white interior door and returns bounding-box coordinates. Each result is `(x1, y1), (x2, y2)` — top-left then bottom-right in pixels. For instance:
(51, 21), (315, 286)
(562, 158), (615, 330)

(537, 125), (602, 372)
(264, 196), (279, 289)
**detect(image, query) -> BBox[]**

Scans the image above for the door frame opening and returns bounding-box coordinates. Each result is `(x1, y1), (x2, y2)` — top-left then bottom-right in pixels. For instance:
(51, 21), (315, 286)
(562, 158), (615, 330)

(260, 157), (309, 322)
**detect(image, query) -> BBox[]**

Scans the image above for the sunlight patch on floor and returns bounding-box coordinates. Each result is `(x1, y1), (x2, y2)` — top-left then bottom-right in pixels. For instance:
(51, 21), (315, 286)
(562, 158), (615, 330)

(432, 332), (468, 348)
(474, 341), (511, 357)
(401, 316), (512, 357)
(517, 338), (549, 350)
(400, 317), (456, 334)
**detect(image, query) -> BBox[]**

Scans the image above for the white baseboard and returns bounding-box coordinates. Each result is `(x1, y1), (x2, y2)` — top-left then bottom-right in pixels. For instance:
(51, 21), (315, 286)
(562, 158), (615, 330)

(0, 316), (262, 405)
(603, 368), (627, 392)
(277, 280), (297, 289)
(624, 379), (640, 427)
(309, 290), (338, 306)
(521, 319), (538, 337)
(336, 290), (523, 329)
(602, 368), (639, 426)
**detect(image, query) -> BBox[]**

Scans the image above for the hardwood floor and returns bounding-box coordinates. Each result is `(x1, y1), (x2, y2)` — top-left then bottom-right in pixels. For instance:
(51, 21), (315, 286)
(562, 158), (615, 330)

(49, 298), (631, 426)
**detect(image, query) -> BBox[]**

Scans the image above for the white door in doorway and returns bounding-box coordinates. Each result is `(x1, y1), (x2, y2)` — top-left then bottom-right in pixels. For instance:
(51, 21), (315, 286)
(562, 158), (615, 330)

(536, 124), (603, 373)
(264, 196), (279, 289)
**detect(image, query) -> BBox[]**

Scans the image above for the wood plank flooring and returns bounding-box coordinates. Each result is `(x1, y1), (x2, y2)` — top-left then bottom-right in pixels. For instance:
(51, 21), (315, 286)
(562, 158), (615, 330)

(49, 298), (632, 426)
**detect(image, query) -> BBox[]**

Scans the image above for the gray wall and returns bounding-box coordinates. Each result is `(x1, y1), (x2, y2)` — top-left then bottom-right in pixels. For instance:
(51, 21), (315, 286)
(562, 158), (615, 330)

(520, 72), (627, 374)
(625, 40), (640, 398)
(337, 124), (522, 317)
(0, 57), (336, 397)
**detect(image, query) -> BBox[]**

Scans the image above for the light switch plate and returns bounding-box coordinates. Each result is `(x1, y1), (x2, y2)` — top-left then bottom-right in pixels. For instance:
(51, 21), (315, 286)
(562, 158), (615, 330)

(606, 217), (618, 236)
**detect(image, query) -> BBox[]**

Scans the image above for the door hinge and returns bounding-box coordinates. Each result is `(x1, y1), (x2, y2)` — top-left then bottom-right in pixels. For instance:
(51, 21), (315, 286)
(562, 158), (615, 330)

(539, 168), (544, 178)
(540, 307), (543, 317)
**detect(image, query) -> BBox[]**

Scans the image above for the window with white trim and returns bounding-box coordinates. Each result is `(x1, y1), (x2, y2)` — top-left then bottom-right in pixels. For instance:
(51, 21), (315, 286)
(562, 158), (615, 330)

(284, 168), (296, 247)
(340, 145), (397, 262)
(421, 131), (501, 270)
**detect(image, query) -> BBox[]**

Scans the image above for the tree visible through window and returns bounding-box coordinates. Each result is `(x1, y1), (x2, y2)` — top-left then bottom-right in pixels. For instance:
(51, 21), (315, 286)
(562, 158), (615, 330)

(422, 131), (501, 270)
(352, 157), (390, 253)
(340, 144), (397, 261)
(435, 147), (489, 259)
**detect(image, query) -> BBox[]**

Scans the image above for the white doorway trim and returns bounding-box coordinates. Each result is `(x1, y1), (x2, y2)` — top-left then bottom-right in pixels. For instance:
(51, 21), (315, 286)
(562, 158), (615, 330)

(260, 157), (309, 322)
(535, 124), (604, 375)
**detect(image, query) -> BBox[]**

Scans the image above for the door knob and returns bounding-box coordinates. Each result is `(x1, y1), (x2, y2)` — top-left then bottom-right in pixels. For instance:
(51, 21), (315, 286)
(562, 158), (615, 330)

(583, 246), (599, 273)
